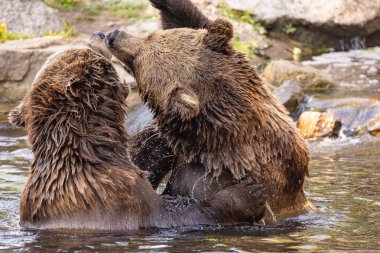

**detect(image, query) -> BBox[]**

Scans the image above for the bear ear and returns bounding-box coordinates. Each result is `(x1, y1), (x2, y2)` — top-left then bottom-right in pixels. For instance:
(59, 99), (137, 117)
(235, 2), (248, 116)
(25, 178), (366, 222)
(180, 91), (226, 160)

(166, 87), (200, 120)
(9, 104), (26, 128)
(203, 18), (234, 53)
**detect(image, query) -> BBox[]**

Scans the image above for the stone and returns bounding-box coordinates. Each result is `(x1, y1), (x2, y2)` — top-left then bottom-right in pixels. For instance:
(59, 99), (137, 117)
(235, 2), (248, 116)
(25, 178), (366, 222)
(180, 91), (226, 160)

(302, 48), (380, 91)
(263, 60), (336, 90)
(272, 80), (304, 114)
(120, 19), (161, 38)
(307, 98), (380, 137)
(0, 0), (62, 36)
(226, 0), (380, 49)
(0, 35), (142, 103)
(367, 115), (380, 136)
(296, 111), (340, 139)
(0, 37), (82, 102)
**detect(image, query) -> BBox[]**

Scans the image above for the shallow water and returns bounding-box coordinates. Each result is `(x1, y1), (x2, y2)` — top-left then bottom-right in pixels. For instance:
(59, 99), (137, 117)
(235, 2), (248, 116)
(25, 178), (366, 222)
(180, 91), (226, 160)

(0, 106), (379, 252)
(1, 47), (380, 252)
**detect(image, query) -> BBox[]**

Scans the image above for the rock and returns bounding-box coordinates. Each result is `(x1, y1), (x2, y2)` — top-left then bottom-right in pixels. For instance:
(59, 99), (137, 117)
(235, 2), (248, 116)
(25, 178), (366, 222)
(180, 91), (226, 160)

(226, 0), (380, 49)
(120, 19), (161, 38)
(296, 111), (340, 139)
(0, 37), (84, 102)
(0, 36), (139, 103)
(263, 60), (336, 90)
(307, 98), (380, 137)
(367, 115), (380, 136)
(0, 0), (62, 36)
(302, 48), (380, 91)
(272, 80), (304, 114)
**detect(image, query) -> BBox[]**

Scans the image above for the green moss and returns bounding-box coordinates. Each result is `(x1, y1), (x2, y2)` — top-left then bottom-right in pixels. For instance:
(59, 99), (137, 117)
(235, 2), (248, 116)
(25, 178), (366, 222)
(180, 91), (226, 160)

(84, 1), (152, 21)
(233, 40), (253, 59)
(283, 23), (297, 35)
(44, 22), (76, 38)
(44, 0), (80, 10)
(364, 47), (376, 53)
(219, 1), (265, 34)
(0, 23), (31, 42)
(232, 35), (258, 60)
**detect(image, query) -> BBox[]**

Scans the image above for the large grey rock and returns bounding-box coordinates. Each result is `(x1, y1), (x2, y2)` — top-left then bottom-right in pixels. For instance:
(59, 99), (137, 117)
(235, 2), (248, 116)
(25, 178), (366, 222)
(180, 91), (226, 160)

(0, 36), (137, 103)
(0, 0), (62, 36)
(0, 37), (77, 102)
(120, 19), (161, 38)
(226, 0), (380, 49)
(302, 48), (380, 91)
(263, 60), (336, 90)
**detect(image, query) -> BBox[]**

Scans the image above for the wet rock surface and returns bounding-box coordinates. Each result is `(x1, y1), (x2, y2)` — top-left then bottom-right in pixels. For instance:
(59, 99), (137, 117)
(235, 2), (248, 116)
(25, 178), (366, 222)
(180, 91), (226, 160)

(303, 48), (380, 93)
(0, 0), (62, 36)
(263, 60), (336, 90)
(306, 98), (380, 137)
(281, 47), (380, 139)
(272, 80), (304, 116)
(296, 111), (340, 139)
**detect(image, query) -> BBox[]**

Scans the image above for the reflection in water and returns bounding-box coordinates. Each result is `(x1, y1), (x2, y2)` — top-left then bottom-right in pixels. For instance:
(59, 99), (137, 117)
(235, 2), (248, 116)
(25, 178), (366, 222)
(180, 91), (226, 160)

(0, 104), (379, 252)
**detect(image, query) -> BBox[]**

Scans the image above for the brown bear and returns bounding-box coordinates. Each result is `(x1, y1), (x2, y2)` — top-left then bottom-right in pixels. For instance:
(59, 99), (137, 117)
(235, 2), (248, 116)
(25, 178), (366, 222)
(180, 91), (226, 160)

(8, 32), (265, 230)
(106, 0), (315, 223)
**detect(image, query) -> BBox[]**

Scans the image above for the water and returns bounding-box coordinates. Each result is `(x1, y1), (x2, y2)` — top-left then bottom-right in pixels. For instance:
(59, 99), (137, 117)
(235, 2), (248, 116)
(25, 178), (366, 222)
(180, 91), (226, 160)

(0, 105), (379, 252)
(1, 48), (380, 252)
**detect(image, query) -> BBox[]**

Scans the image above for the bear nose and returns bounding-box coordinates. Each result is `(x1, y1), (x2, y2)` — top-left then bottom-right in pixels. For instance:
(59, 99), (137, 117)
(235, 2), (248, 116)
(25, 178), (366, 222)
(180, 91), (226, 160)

(93, 31), (105, 39)
(106, 29), (120, 47)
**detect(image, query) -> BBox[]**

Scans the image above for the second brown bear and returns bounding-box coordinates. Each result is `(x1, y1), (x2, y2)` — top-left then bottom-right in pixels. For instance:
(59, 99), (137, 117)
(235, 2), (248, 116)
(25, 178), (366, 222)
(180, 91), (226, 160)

(111, 0), (315, 223)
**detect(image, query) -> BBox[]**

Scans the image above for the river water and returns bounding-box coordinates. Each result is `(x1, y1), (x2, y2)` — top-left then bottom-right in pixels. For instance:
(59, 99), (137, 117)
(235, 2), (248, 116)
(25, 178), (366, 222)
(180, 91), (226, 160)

(0, 48), (380, 252)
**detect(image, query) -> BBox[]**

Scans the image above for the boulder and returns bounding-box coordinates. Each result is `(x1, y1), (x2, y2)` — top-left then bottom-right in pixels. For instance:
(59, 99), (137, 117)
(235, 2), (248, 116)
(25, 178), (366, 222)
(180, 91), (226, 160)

(0, 0), (62, 36)
(302, 48), (380, 91)
(272, 80), (304, 114)
(307, 98), (380, 137)
(120, 19), (161, 38)
(296, 111), (340, 139)
(263, 60), (335, 90)
(226, 0), (380, 49)
(0, 37), (74, 102)
(0, 36), (136, 103)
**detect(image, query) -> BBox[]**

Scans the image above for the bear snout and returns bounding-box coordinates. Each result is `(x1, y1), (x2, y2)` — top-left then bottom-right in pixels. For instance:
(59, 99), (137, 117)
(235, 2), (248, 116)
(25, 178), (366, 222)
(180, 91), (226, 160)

(106, 29), (120, 47)
(93, 31), (105, 39)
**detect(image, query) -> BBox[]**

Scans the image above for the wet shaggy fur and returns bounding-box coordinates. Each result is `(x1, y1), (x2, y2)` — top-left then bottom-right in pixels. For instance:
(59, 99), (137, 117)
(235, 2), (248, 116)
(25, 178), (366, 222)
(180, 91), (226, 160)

(107, 0), (314, 222)
(9, 38), (266, 230)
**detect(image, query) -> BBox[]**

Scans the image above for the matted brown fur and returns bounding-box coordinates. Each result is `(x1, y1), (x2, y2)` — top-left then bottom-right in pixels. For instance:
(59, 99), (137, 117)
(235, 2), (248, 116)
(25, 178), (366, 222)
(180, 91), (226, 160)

(107, 0), (314, 222)
(9, 35), (266, 230)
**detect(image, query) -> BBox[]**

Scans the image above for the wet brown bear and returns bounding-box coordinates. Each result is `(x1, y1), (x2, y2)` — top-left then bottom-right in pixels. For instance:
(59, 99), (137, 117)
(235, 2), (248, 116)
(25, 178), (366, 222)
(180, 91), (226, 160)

(8, 33), (265, 230)
(106, 0), (315, 223)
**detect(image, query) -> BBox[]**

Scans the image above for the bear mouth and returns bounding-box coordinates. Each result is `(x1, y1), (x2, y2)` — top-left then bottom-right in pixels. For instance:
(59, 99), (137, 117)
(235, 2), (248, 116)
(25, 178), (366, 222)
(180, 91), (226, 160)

(106, 29), (120, 48)
(88, 32), (112, 60)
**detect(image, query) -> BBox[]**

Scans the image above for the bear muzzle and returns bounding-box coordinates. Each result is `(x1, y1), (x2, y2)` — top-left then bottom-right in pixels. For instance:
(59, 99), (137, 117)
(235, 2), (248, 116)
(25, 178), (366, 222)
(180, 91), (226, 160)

(106, 29), (120, 47)
(89, 32), (112, 60)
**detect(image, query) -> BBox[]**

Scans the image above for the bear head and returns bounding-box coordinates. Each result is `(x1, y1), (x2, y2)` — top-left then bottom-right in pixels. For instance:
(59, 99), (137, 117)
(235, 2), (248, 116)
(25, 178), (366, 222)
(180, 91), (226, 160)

(9, 33), (130, 162)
